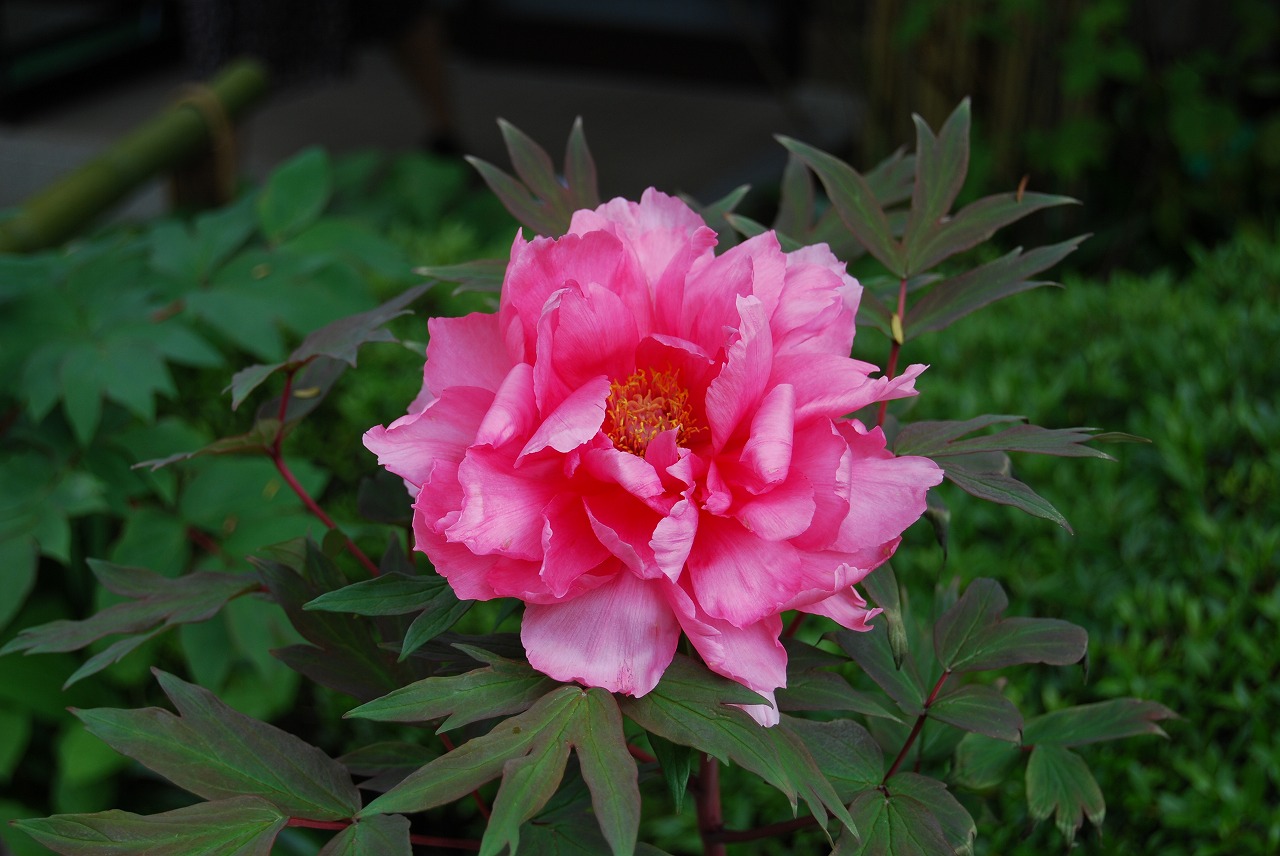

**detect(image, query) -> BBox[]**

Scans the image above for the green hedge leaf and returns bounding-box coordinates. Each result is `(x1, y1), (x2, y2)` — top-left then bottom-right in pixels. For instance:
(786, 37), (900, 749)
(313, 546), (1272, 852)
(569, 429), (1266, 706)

(346, 647), (558, 731)
(1025, 743), (1105, 844)
(927, 684), (1022, 743)
(1023, 699), (1176, 747)
(75, 671), (360, 819)
(316, 814), (411, 856)
(258, 147), (333, 243)
(13, 796), (287, 856)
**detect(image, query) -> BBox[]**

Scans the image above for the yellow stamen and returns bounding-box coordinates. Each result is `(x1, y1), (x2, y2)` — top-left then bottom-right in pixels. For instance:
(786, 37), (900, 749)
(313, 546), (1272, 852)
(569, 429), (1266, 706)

(603, 367), (703, 456)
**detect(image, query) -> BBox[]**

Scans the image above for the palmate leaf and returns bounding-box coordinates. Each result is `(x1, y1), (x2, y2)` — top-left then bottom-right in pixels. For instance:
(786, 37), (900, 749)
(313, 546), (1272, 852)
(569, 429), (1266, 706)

(75, 671), (360, 820)
(786, 717), (883, 803)
(837, 787), (950, 855)
(1025, 744), (1105, 844)
(833, 623), (927, 716)
(13, 795), (287, 856)
(933, 578), (1088, 674)
(468, 117), (601, 237)
(619, 657), (856, 841)
(346, 646), (558, 732)
(0, 560), (257, 687)
(361, 686), (640, 856)
(927, 684), (1022, 743)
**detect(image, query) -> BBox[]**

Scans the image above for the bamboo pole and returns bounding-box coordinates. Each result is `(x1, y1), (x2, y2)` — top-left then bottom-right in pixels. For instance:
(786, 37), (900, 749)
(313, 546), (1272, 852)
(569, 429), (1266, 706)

(0, 58), (269, 254)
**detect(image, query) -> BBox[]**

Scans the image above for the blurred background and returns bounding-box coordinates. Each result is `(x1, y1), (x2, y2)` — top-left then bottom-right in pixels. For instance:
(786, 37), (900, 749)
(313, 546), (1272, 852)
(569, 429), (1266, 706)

(0, 2), (1277, 855)
(2, 0), (1276, 270)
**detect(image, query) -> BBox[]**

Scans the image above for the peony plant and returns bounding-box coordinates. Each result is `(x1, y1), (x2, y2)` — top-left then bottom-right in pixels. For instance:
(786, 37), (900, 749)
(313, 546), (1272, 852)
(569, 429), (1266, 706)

(5, 101), (1171, 855)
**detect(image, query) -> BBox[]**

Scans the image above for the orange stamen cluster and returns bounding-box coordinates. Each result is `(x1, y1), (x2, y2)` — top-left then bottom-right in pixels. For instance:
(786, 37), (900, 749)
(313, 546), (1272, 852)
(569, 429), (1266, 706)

(603, 368), (703, 456)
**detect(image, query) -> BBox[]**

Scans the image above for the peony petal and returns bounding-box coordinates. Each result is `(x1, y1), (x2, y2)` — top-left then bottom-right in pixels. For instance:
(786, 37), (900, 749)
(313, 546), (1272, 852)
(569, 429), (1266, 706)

(832, 422), (944, 552)
(650, 496), (699, 581)
(520, 375), (610, 458)
(425, 312), (513, 397)
(582, 492), (662, 578)
(580, 445), (669, 509)
(686, 515), (806, 627)
(734, 470), (816, 541)
(665, 579), (787, 695)
(770, 244), (861, 357)
(363, 386), (493, 486)
(541, 495), (613, 597)
(703, 296), (773, 450)
(542, 281), (638, 405)
(773, 356), (928, 423)
(796, 585), (880, 631)
(738, 382), (796, 491)
(448, 447), (562, 560)
(475, 363), (538, 449)
(522, 570), (681, 696)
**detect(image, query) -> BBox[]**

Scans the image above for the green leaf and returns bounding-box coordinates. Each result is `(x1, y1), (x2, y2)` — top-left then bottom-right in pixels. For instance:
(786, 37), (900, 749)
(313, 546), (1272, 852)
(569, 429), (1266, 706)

(483, 737), (573, 856)
(905, 236), (1085, 338)
(837, 787), (951, 855)
(13, 796), (287, 856)
(941, 463), (1073, 531)
(75, 670), (360, 819)
(58, 343), (104, 445)
(833, 623), (926, 716)
(787, 717), (883, 802)
(0, 536), (38, 632)
(952, 732), (1022, 791)
(415, 258), (508, 292)
(346, 648), (558, 731)
(646, 734), (693, 813)
(1023, 699), (1176, 747)
(928, 684), (1022, 743)
(933, 578), (1088, 674)
(0, 564), (258, 686)
(904, 99), (971, 269)
(777, 136), (905, 275)
(397, 590), (474, 660)
(1025, 743), (1105, 844)
(0, 709), (32, 784)
(896, 417), (1115, 461)
(886, 773), (976, 856)
(861, 562), (909, 668)
(776, 668), (903, 722)
(288, 283), (427, 368)
(227, 362), (285, 411)
(562, 116), (601, 212)
(257, 147), (333, 243)
(304, 573), (445, 616)
(570, 690), (639, 856)
(360, 685), (583, 817)
(317, 814), (411, 856)
(908, 191), (1079, 275)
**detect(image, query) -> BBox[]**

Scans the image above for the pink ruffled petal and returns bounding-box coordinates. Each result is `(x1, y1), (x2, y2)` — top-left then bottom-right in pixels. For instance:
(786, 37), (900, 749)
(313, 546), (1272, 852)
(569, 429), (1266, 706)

(686, 515), (805, 627)
(363, 386), (493, 487)
(771, 244), (860, 357)
(738, 382), (796, 492)
(475, 363), (538, 449)
(523, 570), (681, 697)
(540, 495), (613, 597)
(520, 375), (610, 458)
(734, 470), (816, 541)
(772, 356), (928, 423)
(704, 296), (773, 450)
(832, 422), (944, 551)
(787, 420), (853, 551)
(425, 312), (513, 397)
(666, 579), (787, 696)
(650, 496), (699, 581)
(796, 585), (880, 631)
(582, 492), (661, 578)
(448, 447), (563, 560)
(580, 445), (668, 509)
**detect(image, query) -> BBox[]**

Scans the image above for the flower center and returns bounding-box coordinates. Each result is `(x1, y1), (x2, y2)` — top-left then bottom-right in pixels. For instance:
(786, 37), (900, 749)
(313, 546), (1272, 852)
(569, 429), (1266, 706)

(603, 368), (703, 456)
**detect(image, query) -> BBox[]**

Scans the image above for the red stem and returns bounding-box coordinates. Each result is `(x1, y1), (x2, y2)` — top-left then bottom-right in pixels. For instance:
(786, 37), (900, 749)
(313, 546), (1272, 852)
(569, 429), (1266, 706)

(628, 743), (657, 764)
(783, 610), (806, 639)
(883, 670), (951, 783)
(286, 818), (480, 850)
(697, 754), (726, 856)
(269, 368), (381, 577)
(876, 276), (909, 429)
(705, 816), (817, 844)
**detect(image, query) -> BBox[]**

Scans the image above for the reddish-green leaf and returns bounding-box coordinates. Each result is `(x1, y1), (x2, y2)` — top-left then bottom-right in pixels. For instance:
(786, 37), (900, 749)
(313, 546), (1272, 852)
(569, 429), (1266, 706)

(952, 732), (1023, 791)
(500, 118), (567, 214)
(0, 563), (257, 686)
(934, 578), (1087, 673)
(909, 191), (1079, 275)
(563, 116), (600, 212)
(777, 137), (905, 276)
(415, 258), (507, 292)
(928, 684), (1022, 743)
(75, 671), (360, 819)
(360, 686), (583, 817)
(887, 773), (976, 856)
(1025, 743), (1105, 844)
(837, 787), (951, 855)
(304, 573), (445, 616)
(787, 717), (883, 802)
(483, 737), (573, 856)
(894, 415), (1112, 460)
(941, 463), (1072, 531)
(346, 648), (557, 731)
(289, 283), (427, 368)
(13, 796), (287, 856)
(776, 669), (903, 722)
(905, 236), (1086, 338)
(317, 814), (411, 856)
(397, 590), (474, 660)
(570, 690), (640, 856)
(1023, 699), (1175, 747)
(834, 623), (926, 716)
(904, 99), (971, 267)
(228, 362), (285, 411)
(862, 562), (909, 668)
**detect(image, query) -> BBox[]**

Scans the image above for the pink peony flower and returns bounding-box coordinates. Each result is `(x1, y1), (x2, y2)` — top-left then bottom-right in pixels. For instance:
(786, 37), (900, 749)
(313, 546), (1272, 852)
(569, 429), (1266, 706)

(365, 189), (942, 724)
